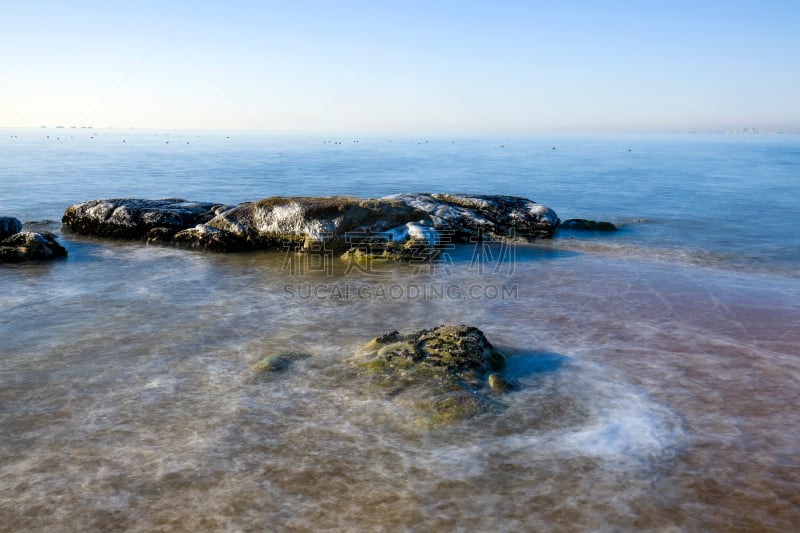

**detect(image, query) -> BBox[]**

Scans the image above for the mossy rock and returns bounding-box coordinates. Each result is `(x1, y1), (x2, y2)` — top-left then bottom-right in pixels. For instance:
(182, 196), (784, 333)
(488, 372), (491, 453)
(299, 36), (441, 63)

(353, 325), (510, 428)
(341, 238), (434, 263)
(249, 352), (309, 381)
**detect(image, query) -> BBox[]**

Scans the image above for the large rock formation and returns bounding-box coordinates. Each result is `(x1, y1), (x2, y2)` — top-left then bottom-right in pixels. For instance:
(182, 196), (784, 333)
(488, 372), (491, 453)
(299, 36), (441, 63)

(0, 231), (68, 263)
(353, 325), (512, 428)
(62, 198), (233, 239)
(61, 194), (561, 256)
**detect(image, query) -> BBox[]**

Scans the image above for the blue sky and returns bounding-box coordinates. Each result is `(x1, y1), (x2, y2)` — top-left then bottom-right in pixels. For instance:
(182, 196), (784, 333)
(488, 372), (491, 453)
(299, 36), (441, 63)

(1, 0), (798, 132)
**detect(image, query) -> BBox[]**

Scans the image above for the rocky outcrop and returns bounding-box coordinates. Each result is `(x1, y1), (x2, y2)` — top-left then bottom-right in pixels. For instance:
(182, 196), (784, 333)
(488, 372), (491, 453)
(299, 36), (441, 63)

(0, 217), (23, 240)
(558, 219), (617, 232)
(61, 194), (561, 256)
(187, 196), (434, 253)
(384, 193), (560, 241)
(62, 198), (233, 239)
(353, 325), (512, 428)
(0, 231), (68, 263)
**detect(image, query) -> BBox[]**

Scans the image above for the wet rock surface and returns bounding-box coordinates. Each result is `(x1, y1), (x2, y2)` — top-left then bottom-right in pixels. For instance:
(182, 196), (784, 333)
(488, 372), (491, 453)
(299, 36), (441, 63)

(385, 193), (560, 241)
(197, 196), (432, 253)
(0, 231), (68, 263)
(61, 194), (561, 256)
(559, 218), (618, 232)
(353, 325), (511, 428)
(62, 198), (233, 239)
(0, 217), (23, 240)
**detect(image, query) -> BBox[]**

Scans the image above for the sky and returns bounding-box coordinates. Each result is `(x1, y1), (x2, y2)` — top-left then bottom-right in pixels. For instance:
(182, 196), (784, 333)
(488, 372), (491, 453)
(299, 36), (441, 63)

(1, 0), (798, 133)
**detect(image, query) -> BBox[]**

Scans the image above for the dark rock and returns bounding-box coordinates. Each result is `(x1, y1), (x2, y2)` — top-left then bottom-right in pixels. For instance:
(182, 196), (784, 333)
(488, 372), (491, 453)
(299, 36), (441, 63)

(0, 232), (68, 263)
(559, 219), (618, 232)
(62, 198), (233, 239)
(386, 193), (560, 241)
(142, 227), (178, 244)
(340, 234), (435, 263)
(172, 225), (247, 252)
(353, 324), (509, 428)
(0, 217), (22, 240)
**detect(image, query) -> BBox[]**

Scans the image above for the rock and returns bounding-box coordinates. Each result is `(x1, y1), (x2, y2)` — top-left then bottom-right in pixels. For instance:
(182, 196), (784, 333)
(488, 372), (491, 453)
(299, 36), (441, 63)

(0, 232), (68, 263)
(61, 194), (561, 255)
(62, 198), (233, 239)
(142, 227), (179, 245)
(353, 325), (509, 428)
(193, 196), (434, 253)
(0, 217), (23, 240)
(559, 219), (617, 232)
(172, 225), (246, 252)
(488, 373), (514, 393)
(358, 324), (506, 372)
(249, 352), (310, 380)
(385, 193), (560, 241)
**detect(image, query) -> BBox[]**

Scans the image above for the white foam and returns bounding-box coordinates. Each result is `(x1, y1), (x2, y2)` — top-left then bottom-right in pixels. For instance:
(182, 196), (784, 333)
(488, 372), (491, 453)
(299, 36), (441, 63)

(560, 400), (672, 459)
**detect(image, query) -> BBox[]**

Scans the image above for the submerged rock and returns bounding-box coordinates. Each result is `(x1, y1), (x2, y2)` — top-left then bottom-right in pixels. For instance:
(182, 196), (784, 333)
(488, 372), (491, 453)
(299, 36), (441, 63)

(249, 351), (310, 381)
(0, 231), (68, 263)
(558, 219), (618, 232)
(385, 193), (560, 241)
(354, 325), (509, 428)
(62, 198), (233, 239)
(0, 217), (23, 240)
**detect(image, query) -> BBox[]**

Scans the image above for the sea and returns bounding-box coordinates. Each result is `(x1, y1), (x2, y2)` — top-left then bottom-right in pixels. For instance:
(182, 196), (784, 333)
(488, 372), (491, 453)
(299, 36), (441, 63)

(1, 129), (799, 531)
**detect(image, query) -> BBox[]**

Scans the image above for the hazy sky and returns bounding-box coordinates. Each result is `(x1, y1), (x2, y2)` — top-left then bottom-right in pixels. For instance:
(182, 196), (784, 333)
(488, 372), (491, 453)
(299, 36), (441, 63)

(1, 0), (798, 133)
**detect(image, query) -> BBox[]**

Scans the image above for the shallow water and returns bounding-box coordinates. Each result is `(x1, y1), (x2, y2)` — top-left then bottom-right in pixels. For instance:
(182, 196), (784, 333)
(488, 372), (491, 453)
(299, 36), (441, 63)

(1, 130), (799, 530)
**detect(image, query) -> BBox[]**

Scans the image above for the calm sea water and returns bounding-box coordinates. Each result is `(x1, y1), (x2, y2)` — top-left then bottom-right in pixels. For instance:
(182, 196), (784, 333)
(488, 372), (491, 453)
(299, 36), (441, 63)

(1, 129), (799, 531)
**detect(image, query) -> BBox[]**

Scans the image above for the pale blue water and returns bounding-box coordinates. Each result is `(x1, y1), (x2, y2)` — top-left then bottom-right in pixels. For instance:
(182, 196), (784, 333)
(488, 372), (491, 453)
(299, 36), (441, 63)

(1, 129), (799, 530)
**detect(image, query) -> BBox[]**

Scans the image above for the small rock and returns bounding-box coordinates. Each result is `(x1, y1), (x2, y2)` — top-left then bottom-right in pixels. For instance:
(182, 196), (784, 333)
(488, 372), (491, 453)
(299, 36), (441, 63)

(354, 325), (510, 428)
(0, 232), (68, 263)
(0, 217), (22, 240)
(488, 373), (513, 393)
(559, 219), (617, 232)
(249, 352), (309, 381)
